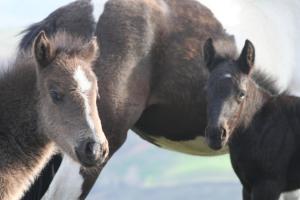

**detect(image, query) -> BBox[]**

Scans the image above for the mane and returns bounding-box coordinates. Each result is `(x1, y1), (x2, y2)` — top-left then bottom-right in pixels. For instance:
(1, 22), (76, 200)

(46, 31), (94, 56)
(1, 31), (92, 87)
(251, 70), (280, 96)
(0, 53), (35, 81)
(19, 0), (95, 50)
(17, 31), (94, 65)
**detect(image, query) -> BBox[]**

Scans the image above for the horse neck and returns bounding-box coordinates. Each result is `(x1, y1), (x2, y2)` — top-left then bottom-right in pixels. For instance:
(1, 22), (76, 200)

(0, 60), (55, 200)
(238, 79), (271, 129)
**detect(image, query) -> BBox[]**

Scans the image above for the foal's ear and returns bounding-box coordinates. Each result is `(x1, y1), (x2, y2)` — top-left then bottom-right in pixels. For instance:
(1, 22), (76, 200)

(79, 37), (99, 62)
(203, 38), (216, 72)
(33, 31), (54, 68)
(238, 40), (255, 74)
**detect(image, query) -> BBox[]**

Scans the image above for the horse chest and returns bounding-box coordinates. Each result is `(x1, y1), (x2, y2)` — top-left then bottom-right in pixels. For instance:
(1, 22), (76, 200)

(135, 130), (228, 156)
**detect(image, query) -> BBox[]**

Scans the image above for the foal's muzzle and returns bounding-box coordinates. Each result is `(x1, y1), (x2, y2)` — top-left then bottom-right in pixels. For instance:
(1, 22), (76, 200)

(205, 126), (227, 150)
(75, 138), (109, 167)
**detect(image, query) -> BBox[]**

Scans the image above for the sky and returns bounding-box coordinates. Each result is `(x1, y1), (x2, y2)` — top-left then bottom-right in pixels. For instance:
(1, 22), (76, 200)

(0, 0), (106, 59)
(0, 0), (105, 28)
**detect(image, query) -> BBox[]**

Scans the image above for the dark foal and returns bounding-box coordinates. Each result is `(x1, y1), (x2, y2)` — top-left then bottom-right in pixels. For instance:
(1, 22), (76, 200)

(0, 31), (108, 200)
(205, 39), (300, 200)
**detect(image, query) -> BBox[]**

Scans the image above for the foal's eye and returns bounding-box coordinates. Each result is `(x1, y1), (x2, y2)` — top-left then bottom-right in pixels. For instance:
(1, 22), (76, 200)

(50, 90), (63, 103)
(238, 91), (246, 101)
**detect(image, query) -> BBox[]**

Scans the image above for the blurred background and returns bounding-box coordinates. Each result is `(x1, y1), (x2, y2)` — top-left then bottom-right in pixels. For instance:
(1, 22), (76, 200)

(0, 0), (241, 199)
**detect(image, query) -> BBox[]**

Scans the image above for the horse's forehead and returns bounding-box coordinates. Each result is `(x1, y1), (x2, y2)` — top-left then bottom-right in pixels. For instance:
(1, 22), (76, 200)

(213, 68), (234, 80)
(213, 64), (240, 81)
(221, 73), (233, 79)
(73, 66), (93, 93)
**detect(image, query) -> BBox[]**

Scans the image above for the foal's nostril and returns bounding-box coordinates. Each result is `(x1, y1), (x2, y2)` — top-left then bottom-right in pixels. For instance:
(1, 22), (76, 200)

(220, 127), (226, 140)
(86, 141), (94, 155)
(100, 147), (106, 158)
(85, 141), (100, 158)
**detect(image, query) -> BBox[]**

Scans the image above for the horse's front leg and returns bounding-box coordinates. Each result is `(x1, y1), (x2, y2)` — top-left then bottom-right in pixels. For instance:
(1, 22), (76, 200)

(243, 187), (251, 200)
(41, 128), (128, 200)
(40, 117), (130, 200)
(41, 155), (84, 200)
(251, 180), (283, 200)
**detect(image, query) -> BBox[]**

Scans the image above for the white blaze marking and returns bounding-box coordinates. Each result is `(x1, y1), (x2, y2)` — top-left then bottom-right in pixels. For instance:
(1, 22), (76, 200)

(74, 66), (92, 93)
(223, 74), (232, 79)
(41, 155), (83, 200)
(73, 66), (95, 133)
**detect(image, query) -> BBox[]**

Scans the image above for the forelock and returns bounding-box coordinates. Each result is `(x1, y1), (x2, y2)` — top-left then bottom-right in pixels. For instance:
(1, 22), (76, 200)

(48, 31), (88, 57)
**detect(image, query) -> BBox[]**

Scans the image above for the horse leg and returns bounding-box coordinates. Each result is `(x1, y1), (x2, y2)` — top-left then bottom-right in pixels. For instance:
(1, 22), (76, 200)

(77, 127), (129, 200)
(243, 187), (251, 200)
(40, 116), (137, 200)
(251, 181), (283, 200)
(41, 155), (84, 200)
(22, 155), (62, 200)
(41, 130), (127, 200)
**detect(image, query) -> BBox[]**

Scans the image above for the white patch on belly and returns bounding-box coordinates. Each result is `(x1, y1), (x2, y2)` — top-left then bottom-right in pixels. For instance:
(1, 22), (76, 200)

(142, 134), (228, 156)
(280, 190), (300, 200)
(41, 155), (83, 200)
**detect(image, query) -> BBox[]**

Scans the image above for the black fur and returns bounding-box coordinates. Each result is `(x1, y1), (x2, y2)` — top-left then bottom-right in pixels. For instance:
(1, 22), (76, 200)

(206, 40), (300, 199)
(251, 70), (279, 96)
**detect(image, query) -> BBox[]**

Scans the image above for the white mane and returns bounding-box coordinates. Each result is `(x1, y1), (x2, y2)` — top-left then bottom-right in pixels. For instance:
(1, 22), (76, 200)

(199, 0), (300, 96)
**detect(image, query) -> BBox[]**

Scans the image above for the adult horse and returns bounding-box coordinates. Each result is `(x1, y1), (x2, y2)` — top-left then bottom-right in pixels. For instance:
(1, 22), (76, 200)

(20, 0), (300, 199)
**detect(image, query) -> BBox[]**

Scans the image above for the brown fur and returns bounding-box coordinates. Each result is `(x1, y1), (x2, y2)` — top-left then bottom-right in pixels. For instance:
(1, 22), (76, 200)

(18, 1), (97, 198)
(0, 31), (107, 200)
(20, 0), (239, 198)
(19, 0), (95, 50)
(78, 0), (235, 198)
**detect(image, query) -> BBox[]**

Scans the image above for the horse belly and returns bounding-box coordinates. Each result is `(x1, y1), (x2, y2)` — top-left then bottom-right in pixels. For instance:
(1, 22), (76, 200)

(136, 131), (228, 156)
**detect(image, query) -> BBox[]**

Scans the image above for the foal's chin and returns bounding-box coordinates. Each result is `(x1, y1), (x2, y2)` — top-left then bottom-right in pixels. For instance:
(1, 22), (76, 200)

(206, 137), (228, 151)
(207, 141), (224, 151)
(75, 149), (107, 168)
(63, 151), (101, 168)
(77, 156), (102, 168)
(60, 148), (105, 168)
